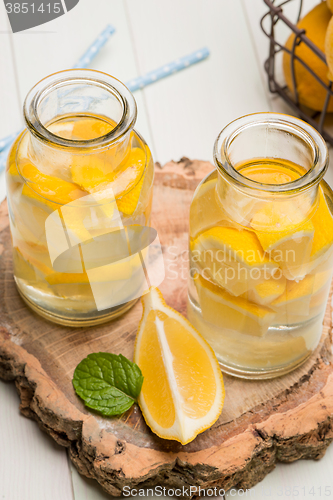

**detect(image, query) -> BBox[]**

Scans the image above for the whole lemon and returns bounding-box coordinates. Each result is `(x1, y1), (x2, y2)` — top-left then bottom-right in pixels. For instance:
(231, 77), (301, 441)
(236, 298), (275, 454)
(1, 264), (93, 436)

(283, 2), (333, 111)
(325, 16), (333, 79)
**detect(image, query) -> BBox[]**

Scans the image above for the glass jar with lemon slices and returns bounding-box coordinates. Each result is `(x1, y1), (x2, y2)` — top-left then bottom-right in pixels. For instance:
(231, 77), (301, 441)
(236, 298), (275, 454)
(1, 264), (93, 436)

(6, 70), (154, 326)
(187, 113), (333, 379)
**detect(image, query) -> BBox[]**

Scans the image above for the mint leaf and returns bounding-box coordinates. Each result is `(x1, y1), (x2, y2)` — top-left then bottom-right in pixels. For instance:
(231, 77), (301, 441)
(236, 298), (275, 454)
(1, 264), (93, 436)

(73, 353), (143, 416)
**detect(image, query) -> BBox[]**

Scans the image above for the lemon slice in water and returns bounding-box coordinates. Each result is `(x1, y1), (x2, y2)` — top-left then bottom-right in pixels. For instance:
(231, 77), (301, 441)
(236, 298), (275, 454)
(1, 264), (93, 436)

(195, 274), (276, 337)
(192, 226), (279, 296)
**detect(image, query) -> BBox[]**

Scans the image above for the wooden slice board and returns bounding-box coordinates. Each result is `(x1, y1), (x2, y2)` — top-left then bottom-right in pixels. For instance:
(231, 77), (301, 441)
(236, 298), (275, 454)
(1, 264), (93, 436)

(1, 159), (333, 496)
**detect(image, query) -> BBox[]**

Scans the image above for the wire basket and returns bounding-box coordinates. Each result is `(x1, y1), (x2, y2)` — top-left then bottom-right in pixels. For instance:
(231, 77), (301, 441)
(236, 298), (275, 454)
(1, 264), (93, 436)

(261, 0), (333, 146)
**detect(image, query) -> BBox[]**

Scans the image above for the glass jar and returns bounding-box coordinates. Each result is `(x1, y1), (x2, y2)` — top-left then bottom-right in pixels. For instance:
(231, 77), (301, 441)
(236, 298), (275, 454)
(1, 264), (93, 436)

(6, 69), (155, 326)
(187, 113), (333, 379)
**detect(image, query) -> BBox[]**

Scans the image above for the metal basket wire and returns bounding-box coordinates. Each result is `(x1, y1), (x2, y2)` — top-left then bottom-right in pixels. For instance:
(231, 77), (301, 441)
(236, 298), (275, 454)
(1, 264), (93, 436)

(261, 0), (333, 146)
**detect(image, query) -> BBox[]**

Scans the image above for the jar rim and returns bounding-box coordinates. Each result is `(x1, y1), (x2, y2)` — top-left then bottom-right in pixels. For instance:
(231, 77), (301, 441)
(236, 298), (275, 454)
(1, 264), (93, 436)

(23, 69), (137, 151)
(213, 112), (329, 194)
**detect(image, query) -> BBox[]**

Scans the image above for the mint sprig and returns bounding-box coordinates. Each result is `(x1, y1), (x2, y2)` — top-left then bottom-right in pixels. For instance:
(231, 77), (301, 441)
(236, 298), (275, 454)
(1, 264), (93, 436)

(73, 353), (143, 416)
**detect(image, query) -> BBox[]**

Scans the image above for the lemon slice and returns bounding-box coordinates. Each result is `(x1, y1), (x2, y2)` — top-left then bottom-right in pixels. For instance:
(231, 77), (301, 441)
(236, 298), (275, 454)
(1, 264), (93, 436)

(270, 273), (319, 324)
(190, 177), (238, 238)
(71, 117), (113, 140)
(195, 274), (275, 337)
(46, 259), (134, 285)
(118, 145), (154, 217)
(71, 147), (146, 216)
(134, 287), (224, 445)
(17, 242), (137, 286)
(251, 201), (314, 280)
(192, 226), (279, 296)
(47, 121), (75, 139)
(245, 274), (286, 306)
(187, 308), (309, 369)
(309, 270), (332, 312)
(20, 163), (85, 207)
(271, 270), (332, 324)
(71, 155), (117, 190)
(305, 190), (333, 274)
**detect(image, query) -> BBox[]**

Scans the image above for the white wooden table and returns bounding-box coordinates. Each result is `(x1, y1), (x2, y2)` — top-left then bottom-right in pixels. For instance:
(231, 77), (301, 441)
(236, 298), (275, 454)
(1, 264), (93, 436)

(1, 1), (333, 498)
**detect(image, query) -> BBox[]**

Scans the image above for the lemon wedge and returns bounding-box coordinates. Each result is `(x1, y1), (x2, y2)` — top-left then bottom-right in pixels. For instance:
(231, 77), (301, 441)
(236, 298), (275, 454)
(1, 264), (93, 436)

(134, 287), (224, 445)
(270, 274), (316, 323)
(114, 147), (148, 216)
(189, 177), (238, 238)
(71, 117), (113, 140)
(71, 147), (147, 216)
(48, 121), (75, 139)
(192, 226), (279, 296)
(194, 274), (275, 337)
(20, 163), (85, 207)
(251, 201), (314, 280)
(116, 146), (153, 217)
(187, 307), (309, 370)
(306, 190), (333, 274)
(245, 274), (287, 306)
(16, 242), (137, 286)
(71, 155), (117, 191)
(271, 270), (332, 324)
(309, 270), (332, 311)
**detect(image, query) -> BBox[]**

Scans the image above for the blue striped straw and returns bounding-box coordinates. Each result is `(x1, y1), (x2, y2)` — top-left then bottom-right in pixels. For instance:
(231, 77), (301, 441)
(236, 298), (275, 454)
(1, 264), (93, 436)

(0, 46), (210, 173)
(0, 25), (115, 173)
(0, 132), (18, 152)
(73, 24), (115, 69)
(126, 47), (210, 92)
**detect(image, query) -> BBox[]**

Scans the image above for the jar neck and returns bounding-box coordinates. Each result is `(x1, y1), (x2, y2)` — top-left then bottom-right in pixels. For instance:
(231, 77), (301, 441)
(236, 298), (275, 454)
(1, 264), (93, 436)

(21, 69), (137, 180)
(214, 113), (329, 226)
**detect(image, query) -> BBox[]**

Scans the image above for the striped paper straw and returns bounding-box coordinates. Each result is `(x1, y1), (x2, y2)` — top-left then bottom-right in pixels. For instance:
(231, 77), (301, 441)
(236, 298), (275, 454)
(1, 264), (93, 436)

(73, 24), (115, 69)
(0, 132), (18, 152)
(126, 48), (210, 92)
(0, 25), (115, 173)
(0, 46), (210, 173)
(0, 142), (13, 173)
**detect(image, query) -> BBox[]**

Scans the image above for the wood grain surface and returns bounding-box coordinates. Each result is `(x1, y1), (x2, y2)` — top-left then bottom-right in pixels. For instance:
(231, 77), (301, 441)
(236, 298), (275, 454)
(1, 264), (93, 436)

(0, 159), (333, 497)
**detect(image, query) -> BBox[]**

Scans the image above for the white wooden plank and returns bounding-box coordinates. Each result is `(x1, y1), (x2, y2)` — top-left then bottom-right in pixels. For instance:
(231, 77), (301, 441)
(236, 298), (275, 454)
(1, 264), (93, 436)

(9, 0), (155, 158)
(0, 380), (73, 500)
(1, 3), (156, 500)
(70, 461), (115, 500)
(0, 3), (22, 136)
(125, 0), (272, 165)
(0, 12), (73, 500)
(0, 2), (22, 201)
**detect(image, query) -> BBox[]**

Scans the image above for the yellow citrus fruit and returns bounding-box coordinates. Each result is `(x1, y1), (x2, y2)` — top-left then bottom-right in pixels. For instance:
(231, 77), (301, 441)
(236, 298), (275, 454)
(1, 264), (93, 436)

(71, 147), (147, 216)
(244, 274), (286, 306)
(116, 146), (153, 216)
(250, 201), (314, 280)
(192, 226), (278, 296)
(283, 2), (333, 111)
(189, 177), (238, 238)
(303, 189), (333, 274)
(325, 16), (333, 79)
(195, 274), (276, 337)
(20, 163), (85, 207)
(134, 287), (224, 445)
